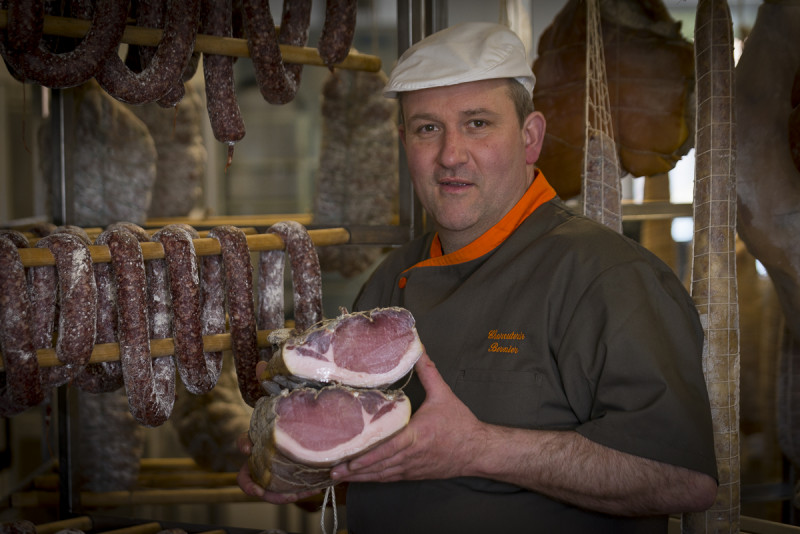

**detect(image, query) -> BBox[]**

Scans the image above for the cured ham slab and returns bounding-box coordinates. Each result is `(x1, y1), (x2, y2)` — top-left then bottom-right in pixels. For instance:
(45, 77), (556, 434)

(261, 307), (423, 390)
(248, 385), (411, 492)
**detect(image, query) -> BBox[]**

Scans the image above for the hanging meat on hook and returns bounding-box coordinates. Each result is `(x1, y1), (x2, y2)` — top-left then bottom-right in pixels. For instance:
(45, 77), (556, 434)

(95, 0), (201, 106)
(0, 0), (128, 88)
(242, 0), (312, 105)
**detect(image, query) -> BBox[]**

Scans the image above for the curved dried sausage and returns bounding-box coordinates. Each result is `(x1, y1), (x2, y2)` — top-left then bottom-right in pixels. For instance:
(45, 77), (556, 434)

(242, 0), (311, 105)
(95, 0), (200, 105)
(32, 232), (97, 388)
(0, 0), (128, 88)
(0, 234), (44, 417)
(267, 221), (322, 332)
(107, 229), (174, 426)
(318, 0), (357, 68)
(202, 0), (246, 165)
(154, 225), (221, 395)
(208, 225), (261, 406)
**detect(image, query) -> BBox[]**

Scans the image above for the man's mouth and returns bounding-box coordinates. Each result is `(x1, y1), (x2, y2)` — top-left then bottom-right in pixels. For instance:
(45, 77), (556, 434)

(438, 180), (472, 187)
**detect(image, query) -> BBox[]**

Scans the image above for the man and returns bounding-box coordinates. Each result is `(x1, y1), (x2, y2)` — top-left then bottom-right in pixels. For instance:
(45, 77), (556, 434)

(239, 22), (718, 533)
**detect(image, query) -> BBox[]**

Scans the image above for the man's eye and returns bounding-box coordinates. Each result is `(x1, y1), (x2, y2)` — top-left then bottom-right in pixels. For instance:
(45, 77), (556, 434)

(417, 124), (438, 133)
(469, 119), (487, 128)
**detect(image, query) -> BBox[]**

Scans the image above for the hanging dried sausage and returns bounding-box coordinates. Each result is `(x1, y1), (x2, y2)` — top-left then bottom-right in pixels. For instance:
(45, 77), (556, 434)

(0, 233), (45, 417)
(30, 232), (97, 388)
(0, 0), (128, 88)
(201, 0), (245, 166)
(106, 229), (174, 427)
(154, 224), (221, 395)
(242, 0), (312, 105)
(267, 221), (322, 333)
(208, 225), (261, 406)
(318, 0), (357, 68)
(95, 0), (200, 105)
(75, 223), (151, 393)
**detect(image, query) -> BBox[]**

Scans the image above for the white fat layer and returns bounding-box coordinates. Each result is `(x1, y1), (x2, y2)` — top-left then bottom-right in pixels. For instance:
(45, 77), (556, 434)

(274, 396), (411, 466)
(284, 337), (423, 387)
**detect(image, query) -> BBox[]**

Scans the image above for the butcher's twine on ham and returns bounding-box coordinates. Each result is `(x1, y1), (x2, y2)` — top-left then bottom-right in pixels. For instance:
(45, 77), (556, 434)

(260, 307), (423, 392)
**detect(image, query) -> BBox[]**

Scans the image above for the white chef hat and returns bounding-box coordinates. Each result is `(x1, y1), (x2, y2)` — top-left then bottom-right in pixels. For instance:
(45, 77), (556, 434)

(384, 22), (535, 99)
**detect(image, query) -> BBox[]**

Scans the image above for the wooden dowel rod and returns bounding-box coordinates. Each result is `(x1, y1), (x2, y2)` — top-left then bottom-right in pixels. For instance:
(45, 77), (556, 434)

(35, 471), (238, 491)
(12, 487), (256, 508)
(103, 522), (162, 534)
(0, 329), (276, 371)
(36, 516), (93, 534)
(16, 227), (350, 267)
(0, 10), (381, 72)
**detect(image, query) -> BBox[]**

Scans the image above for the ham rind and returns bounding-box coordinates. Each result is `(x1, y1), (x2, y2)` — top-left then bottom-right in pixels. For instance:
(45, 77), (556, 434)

(248, 385), (411, 492)
(262, 307), (423, 388)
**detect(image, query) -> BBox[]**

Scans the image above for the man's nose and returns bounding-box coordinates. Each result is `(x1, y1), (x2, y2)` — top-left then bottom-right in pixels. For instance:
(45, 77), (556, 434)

(437, 129), (468, 167)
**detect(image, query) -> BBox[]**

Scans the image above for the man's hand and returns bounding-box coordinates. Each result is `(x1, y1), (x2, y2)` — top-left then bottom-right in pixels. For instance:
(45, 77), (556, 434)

(235, 432), (321, 504)
(330, 351), (487, 483)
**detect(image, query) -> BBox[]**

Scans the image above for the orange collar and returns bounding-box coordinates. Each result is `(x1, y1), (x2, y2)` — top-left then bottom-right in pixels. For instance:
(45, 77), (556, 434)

(405, 171), (557, 271)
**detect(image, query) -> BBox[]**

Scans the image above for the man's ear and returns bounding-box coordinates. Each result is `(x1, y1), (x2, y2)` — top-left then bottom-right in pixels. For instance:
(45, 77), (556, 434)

(523, 111), (546, 165)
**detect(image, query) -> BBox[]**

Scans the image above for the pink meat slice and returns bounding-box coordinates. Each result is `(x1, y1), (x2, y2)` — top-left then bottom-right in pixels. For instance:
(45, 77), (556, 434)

(273, 386), (411, 465)
(270, 307), (423, 388)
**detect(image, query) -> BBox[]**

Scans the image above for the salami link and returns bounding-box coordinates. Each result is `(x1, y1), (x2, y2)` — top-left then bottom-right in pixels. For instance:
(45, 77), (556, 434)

(208, 225), (261, 406)
(318, 0), (357, 68)
(95, 0), (201, 105)
(31, 232), (97, 388)
(0, 0), (128, 89)
(154, 225), (221, 395)
(201, 0), (246, 165)
(74, 223), (151, 393)
(0, 234), (45, 417)
(242, 0), (312, 105)
(267, 221), (323, 333)
(106, 229), (174, 427)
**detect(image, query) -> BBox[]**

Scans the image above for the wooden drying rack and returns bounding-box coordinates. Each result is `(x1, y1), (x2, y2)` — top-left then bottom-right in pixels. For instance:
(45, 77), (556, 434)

(0, 226), (351, 371)
(0, 10), (383, 72)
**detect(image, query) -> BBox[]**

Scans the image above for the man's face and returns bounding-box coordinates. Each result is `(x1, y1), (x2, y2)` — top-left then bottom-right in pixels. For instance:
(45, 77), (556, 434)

(400, 79), (545, 252)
